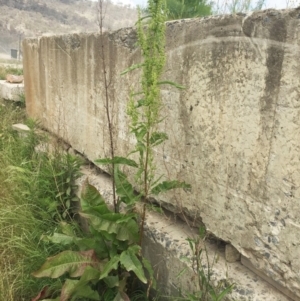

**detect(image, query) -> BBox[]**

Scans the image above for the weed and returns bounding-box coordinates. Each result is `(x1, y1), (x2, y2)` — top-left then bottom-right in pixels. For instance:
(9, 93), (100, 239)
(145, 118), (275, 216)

(174, 228), (234, 301)
(0, 101), (82, 300)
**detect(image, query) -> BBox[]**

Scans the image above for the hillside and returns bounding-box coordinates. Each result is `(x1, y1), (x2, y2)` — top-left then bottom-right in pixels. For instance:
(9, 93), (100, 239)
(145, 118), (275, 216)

(0, 0), (137, 58)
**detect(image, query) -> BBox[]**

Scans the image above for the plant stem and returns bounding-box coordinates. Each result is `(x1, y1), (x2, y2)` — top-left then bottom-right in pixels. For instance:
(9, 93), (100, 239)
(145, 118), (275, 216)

(98, 0), (117, 212)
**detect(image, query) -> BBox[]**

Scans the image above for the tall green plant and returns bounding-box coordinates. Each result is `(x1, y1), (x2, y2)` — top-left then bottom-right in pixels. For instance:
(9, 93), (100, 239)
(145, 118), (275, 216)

(32, 0), (190, 299)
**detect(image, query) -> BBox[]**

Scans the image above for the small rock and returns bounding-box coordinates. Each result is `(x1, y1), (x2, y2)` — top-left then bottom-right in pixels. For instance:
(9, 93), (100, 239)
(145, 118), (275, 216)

(6, 74), (24, 84)
(12, 123), (30, 133)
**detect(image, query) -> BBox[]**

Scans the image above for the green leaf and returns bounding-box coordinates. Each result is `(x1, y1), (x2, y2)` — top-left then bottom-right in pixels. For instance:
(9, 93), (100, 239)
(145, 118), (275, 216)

(142, 256), (156, 288)
(80, 179), (107, 209)
(95, 156), (138, 168)
(136, 98), (147, 108)
(103, 275), (119, 288)
(158, 80), (185, 89)
(80, 211), (138, 242)
(114, 167), (140, 206)
(60, 278), (100, 301)
(215, 284), (234, 301)
(151, 180), (191, 195)
(120, 63), (144, 75)
(113, 291), (130, 301)
(44, 233), (74, 246)
(32, 250), (101, 279)
(132, 124), (147, 141)
(60, 279), (79, 301)
(100, 256), (120, 279)
(149, 132), (168, 146)
(120, 246), (147, 284)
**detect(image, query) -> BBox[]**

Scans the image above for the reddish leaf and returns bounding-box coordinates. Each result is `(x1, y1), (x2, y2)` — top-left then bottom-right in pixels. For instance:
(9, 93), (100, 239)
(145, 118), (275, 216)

(31, 286), (50, 301)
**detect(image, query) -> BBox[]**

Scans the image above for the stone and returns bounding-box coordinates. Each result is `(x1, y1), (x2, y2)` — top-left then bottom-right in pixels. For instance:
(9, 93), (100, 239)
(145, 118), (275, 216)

(6, 74), (24, 84)
(12, 123), (30, 133)
(0, 80), (24, 101)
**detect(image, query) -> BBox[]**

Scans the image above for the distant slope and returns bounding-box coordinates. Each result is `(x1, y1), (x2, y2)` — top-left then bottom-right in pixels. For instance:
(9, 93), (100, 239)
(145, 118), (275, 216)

(0, 0), (137, 56)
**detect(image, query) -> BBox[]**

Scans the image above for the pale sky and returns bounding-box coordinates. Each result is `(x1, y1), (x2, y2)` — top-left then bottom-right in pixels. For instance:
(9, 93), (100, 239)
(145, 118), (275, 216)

(91, 0), (300, 9)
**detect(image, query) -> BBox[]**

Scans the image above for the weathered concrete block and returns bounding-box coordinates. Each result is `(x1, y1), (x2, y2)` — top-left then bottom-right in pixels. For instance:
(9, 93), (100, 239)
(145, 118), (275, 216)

(78, 165), (292, 301)
(23, 8), (300, 298)
(0, 80), (24, 101)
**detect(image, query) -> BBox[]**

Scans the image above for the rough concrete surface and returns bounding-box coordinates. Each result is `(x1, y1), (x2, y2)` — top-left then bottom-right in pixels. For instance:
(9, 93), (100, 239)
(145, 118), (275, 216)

(23, 8), (300, 298)
(0, 80), (24, 101)
(78, 165), (292, 301)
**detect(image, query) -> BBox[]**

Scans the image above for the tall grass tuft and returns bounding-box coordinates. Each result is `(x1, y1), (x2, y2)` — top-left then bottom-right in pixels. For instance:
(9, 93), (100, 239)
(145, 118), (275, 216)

(0, 100), (82, 301)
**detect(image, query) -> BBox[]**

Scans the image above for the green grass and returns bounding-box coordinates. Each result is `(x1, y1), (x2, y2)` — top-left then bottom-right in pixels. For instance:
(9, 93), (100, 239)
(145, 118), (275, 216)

(0, 65), (23, 80)
(0, 100), (82, 301)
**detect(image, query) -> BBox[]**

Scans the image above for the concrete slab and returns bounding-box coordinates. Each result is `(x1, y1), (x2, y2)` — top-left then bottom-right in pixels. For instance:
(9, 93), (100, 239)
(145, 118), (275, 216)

(77, 165), (293, 301)
(0, 80), (24, 101)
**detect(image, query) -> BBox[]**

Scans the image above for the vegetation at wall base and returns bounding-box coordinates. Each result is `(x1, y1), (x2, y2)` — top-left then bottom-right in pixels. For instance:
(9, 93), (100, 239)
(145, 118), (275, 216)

(0, 65), (23, 80)
(0, 100), (82, 301)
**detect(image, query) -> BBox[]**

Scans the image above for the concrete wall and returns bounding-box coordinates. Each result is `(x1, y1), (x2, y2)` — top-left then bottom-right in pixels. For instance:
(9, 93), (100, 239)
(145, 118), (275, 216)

(23, 8), (300, 298)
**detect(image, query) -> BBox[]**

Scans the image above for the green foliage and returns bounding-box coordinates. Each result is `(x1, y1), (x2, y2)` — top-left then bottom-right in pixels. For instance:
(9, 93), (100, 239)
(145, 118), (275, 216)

(0, 102), (82, 301)
(175, 228), (234, 301)
(32, 181), (153, 300)
(164, 0), (212, 20)
(0, 65), (23, 80)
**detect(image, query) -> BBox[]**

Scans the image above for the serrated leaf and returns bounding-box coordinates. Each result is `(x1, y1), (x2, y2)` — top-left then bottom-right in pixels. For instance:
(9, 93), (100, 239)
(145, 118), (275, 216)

(149, 132), (168, 146)
(95, 156), (138, 168)
(32, 250), (101, 279)
(120, 246), (147, 284)
(151, 180), (191, 195)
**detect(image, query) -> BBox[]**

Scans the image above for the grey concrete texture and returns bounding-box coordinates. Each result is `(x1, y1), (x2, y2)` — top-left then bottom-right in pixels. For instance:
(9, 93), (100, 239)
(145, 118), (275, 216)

(23, 8), (300, 298)
(78, 165), (292, 301)
(0, 80), (24, 101)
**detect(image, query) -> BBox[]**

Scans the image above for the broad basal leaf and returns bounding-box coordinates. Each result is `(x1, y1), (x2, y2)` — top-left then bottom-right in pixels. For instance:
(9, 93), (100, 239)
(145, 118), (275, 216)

(32, 250), (101, 279)
(79, 212), (138, 242)
(80, 179), (107, 208)
(114, 167), (140, 205)
(120, 246), (147, 284)
(100, 256), (120, 280)
(60, 278), (101, 301)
